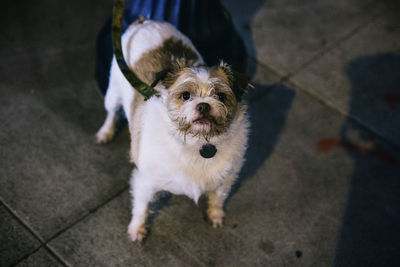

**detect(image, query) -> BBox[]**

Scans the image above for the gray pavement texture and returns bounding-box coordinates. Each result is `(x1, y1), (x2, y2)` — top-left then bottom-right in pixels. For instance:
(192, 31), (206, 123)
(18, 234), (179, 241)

(1, 0), (399, 266)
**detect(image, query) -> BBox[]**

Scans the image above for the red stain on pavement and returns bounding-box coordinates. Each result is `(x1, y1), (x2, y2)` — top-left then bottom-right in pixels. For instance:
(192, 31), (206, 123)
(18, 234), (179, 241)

(318, 138), (396, 165)
(384, 94), (400, 109)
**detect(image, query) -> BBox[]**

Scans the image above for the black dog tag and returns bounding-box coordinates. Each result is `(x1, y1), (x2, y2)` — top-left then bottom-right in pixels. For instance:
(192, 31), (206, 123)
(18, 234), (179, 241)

(200, 144), (217, 158)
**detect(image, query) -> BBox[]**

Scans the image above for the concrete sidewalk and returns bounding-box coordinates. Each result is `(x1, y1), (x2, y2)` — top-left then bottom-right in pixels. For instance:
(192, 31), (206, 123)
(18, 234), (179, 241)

(1, 0), (399, 266)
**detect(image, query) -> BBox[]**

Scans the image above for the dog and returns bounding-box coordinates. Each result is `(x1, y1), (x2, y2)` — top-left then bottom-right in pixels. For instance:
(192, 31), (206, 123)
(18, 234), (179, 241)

(96, 18), (250, 242)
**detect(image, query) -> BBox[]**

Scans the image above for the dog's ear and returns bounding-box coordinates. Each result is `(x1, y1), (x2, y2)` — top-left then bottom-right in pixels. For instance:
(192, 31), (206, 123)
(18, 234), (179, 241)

(150, 70), (169, 87)
(231, 69), (250, 101)
(151, 67), (182, 89)
(219, 61), (250, 101)
(152, 58), (192, 89)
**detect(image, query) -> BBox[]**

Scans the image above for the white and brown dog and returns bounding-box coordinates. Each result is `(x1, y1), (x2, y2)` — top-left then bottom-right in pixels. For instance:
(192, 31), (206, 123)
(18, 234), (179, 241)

(96, 18), (250, 242)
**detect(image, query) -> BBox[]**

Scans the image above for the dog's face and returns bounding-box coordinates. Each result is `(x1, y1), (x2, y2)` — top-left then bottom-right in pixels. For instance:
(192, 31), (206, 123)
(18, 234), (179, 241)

(163, 62), (249, 139)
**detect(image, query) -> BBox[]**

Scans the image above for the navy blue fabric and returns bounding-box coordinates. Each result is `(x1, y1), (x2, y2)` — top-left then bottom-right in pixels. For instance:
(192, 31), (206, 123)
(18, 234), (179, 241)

(95, 0), (246, 94)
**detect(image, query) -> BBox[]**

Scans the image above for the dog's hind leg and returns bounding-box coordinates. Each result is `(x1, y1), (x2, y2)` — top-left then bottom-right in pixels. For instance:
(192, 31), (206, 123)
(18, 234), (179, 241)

(96, 82), (122, 143)
(96, 57), (129, 143)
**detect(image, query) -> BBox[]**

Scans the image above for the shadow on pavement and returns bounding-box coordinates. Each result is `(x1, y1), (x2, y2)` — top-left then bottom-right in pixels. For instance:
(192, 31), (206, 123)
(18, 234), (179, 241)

(333, 53), (400, 266)
(231, 83), (295, 197)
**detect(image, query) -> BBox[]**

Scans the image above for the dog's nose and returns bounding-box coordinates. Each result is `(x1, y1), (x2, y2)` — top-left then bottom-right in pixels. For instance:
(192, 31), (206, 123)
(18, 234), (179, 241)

(196, 102), (211, 114)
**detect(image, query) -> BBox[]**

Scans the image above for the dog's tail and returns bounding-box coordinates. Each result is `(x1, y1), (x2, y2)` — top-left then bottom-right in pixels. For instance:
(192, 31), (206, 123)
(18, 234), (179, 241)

(133, 15), (146, 25)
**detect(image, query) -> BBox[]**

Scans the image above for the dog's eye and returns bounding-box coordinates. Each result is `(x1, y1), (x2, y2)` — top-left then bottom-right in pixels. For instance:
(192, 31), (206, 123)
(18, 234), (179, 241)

(181, 91), (191, 101)
(217, 92), (226, 102)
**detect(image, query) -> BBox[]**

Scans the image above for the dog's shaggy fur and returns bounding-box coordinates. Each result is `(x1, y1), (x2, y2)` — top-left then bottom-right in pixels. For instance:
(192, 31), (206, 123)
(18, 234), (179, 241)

(96, 19), (250, 242)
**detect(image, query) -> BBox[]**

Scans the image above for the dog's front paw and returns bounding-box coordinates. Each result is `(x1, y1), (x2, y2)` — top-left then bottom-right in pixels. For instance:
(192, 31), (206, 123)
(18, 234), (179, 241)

(95, 128), (114, 144)
(128, 223), (147, 242)
(207, 207), (224, 228)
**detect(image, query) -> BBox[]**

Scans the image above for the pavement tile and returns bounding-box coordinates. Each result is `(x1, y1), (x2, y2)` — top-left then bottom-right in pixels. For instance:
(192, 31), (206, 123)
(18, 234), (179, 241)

(291, 14), (400, 147)
(0, 46), (132, 240)
(0, 0), (112, 60)
(48, 191), (203, 267)
(0, 204), (41, 266)
(16, 248), (63, 267)
(222, 0), (384, 74)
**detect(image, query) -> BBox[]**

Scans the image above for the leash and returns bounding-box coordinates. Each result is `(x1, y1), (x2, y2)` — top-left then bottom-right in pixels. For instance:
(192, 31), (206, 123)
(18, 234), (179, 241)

(111, 0), (158, 100)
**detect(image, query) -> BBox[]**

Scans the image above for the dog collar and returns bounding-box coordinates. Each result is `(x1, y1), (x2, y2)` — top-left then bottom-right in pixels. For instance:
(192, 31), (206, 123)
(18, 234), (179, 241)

(200, 144), (217, 158)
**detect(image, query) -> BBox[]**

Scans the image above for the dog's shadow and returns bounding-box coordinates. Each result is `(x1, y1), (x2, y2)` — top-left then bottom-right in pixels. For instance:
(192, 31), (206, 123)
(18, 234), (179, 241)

(144, 82), (296, 230)
(229, 82), (295, 200)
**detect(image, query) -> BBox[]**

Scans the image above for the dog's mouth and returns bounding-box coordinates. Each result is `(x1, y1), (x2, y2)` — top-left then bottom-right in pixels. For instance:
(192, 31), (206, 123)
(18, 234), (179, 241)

(191, 116), (212, 132)
(193, 117), (211, 125)
(176, 114), (228, 138)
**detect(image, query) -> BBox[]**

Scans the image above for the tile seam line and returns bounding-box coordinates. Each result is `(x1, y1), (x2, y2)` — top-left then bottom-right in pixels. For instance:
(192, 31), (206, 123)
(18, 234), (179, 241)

(249, 10), (382, 83)
(286, 12), (382, 78)
(7, 244), (66, 267)
(0, 199), (67, 266)
(11, 244), (70, 267)
(245, 16), (380, 101)
(7, 185), (129, 266)
(246, 7), (383, 84)
(44, 244), (71, 267)
(45, 185), (129, 243)
(0, 198), (45, 243)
